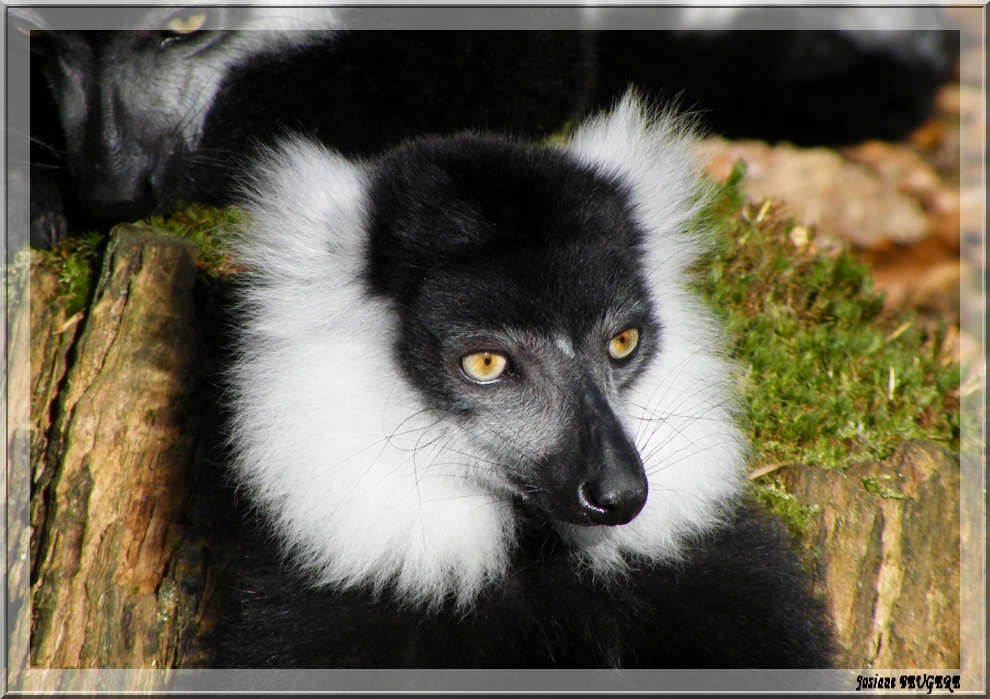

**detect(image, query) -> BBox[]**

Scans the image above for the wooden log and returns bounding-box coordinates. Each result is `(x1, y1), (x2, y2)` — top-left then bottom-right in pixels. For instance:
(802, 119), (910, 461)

(28, 251), (85, 579)
(27, 224), (236, 676)
(783, 441), (960, 669)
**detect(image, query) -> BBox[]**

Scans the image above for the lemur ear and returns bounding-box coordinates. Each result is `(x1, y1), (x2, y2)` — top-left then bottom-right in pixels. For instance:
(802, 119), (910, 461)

(232, 139), (369, 278)
(565, 91), (703, 219)
(565, 91), (707, 272)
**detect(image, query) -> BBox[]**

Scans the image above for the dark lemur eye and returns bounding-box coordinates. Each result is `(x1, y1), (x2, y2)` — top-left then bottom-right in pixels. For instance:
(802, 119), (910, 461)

(608, 327), (640, 362)
(461, 351), (510, 383)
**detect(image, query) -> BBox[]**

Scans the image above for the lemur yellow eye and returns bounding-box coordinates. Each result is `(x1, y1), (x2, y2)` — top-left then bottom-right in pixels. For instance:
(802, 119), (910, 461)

(608, 328), (640, 361)
(461, 351), (509, 383)
(165, 12), (206, 34)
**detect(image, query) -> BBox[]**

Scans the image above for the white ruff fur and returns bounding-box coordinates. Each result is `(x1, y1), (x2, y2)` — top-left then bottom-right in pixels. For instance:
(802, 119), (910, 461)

(227, 95), (748, 608)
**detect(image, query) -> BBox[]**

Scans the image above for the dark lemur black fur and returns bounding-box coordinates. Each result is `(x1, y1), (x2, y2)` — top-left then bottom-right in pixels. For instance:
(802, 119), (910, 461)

(23, 19), (592, 247)
(215, 98), (837, 669)
(193, 31), (594, 215)
(590, 29), (959, 147)
(219, 503), (833, 668)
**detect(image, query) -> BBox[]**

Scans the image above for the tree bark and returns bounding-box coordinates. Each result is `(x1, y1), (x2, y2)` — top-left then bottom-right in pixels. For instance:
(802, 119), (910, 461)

(24, 224), (237, 679)
(783, 441), (960, 670)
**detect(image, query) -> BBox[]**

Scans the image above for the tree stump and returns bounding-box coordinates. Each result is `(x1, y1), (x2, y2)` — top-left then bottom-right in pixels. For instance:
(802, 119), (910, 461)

(783, 441), (960, 669)
(19, 225), (238, 685)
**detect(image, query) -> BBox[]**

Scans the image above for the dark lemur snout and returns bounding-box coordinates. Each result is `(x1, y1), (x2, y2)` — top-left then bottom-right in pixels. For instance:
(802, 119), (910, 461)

(544, 383), (648, 527)
(73, 87), (173, 223)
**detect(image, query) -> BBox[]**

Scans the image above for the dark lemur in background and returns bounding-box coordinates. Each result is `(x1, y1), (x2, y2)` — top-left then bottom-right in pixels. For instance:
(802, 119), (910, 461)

(590, 29), (959, 147)
(20, 6), (957, 249)
(214, 95), (837, 668)
(19, 7), (593, 248)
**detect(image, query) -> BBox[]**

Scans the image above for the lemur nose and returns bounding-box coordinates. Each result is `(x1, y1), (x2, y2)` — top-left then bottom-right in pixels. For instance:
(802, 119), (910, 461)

(578, 467), (647, 526)
(569, 383), (649, 526)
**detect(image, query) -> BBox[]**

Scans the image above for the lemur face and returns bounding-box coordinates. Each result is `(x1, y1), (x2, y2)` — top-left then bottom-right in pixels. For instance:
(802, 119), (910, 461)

(227, 96), (747, 605)
(365, 136), (660, 526)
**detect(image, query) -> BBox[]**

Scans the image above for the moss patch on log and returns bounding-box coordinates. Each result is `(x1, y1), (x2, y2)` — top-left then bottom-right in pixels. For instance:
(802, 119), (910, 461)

(142, 204), (244, 277)
(697, 162), (959, 476)
(32, 204), (243, 318)
(684, 162), (960, 547)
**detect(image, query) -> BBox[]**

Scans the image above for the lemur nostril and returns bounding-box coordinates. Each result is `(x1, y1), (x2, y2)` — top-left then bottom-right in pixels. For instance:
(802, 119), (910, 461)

(578, 472), (648, 526)
(579, 481), (608, 514)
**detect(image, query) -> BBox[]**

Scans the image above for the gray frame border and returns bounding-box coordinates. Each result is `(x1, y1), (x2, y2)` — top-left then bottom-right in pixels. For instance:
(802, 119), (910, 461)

(4, 2), (985, 694)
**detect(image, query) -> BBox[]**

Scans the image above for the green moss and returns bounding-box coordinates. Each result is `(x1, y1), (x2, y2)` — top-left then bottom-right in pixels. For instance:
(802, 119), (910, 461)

(32, 204), (241, 312)
(859, 474), (907, 500)
(696, 159), (960, 480)
(143, 203), (243, 277)
(750, 478), (821, 544)
(32, 229), (105, 316)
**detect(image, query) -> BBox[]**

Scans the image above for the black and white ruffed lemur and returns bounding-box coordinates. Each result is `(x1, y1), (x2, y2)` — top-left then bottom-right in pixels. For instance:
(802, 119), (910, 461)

(214, 94), (837, 669)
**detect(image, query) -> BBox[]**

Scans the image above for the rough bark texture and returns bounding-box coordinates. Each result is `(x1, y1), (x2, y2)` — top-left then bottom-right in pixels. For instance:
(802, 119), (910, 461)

(26, 225), (237, 677)
(783, 441), (960, 670)
(28, 253), (85, 574)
